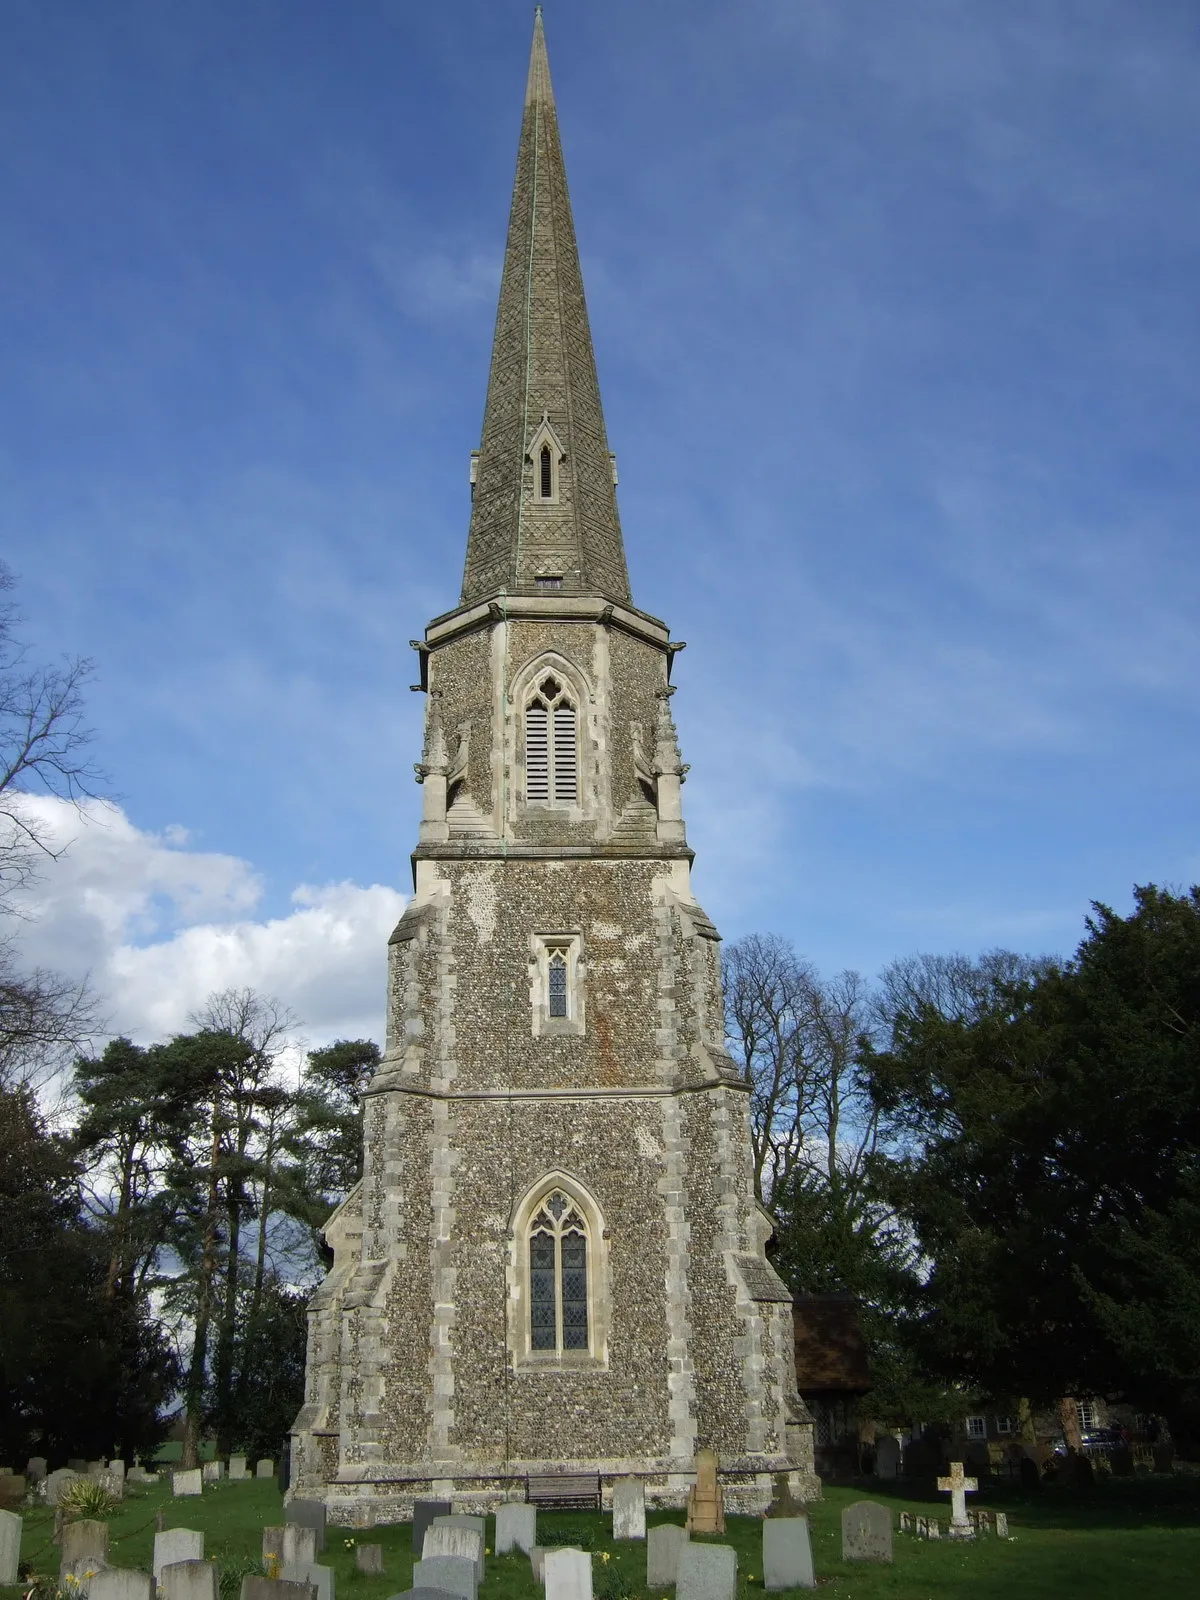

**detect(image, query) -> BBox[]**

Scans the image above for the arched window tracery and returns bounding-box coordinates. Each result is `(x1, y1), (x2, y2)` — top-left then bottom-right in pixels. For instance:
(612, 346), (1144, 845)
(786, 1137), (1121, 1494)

(528, 1190), (590, 1352)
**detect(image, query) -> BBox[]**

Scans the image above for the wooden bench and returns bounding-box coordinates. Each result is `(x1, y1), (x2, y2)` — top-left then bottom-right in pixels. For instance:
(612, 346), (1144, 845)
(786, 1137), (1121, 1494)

(525, 1473), (602, 1510)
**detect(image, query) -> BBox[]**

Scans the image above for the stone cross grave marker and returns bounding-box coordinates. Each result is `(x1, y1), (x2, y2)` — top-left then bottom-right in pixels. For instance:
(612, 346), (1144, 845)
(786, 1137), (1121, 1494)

(762, 1518), (814, 1591)
(154, 1528), (204, 1581)
(281, 1525), (318, 1568)
(0, 1508), (21, 1586)
(60, 1517), (109, 1581)
(173, 1469), (203, 1498)
(841, 1501), (892, 1563)
(496, 1503), (536, 1555)
(612, 1478), (645, 1541)
(647, 1524), (689, 1588)
(686, 1448), (724, 1535)
(936, 1461), (978, 1539)
(412, 1554), (476, 1600)
(544, 1547), (593, 1600)
(89, 1570), (155, 1600)
(354, 1545), (382, 1575)
(411, 1499), (451, 1560)
(280, 1563), (333, 1600)
(676, 1541), (736, 1600)
(161, 1562), (219, 1600)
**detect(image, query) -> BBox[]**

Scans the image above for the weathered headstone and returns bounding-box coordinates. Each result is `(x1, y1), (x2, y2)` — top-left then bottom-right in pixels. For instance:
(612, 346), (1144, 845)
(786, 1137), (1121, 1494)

(263, 1528), (285, 1569)
(925, 1519), (942, 1540)
(68, 1460), (87, 1473)
(286, 1499), (327, 1552)
(106, 1461), (126, 1484)
(874, 1436), (900, 1480)
(241, 1579), (315, 1600)
(154, 1528), (204, 1581)
(544, 1548), (593, 1600)
(530, 1547), (547, 1585)
(647, 1525), (689, 1588)
(0, 1476), (26, 1507)
(425, 1521), (484, 1580)
(686, 1449), (724, 1535)
(281, 1525), (318, 1568)
(61, 1517), (109, 1580)
(173, 1469), (203, 1498)
(496, 1503), (536, 1555)
(355, 1545), (383, 1575)
(612, 1478), (645, 1541)
(229, 1457), (249, 1481)
(898, 1512), (913, 1535)
(676, 1541), (735, 1600)
(27, 1457), (48, 1484)
(255, 1460), (275, 1480)
(841, 1501), (892, 1563)
(45, 1469), (80, 1506)
(995, 1512), (1010, 1539)
(280, 1564), (333, 1600)
(936, 1462), (978, 1539)
(412, 1555), (476, 1600)
(202, 1462), (223, 1484)
(0, 1509), (21, 1586)
(89, 1569), (155, 1600)
(762, 1518), (814, 1591)
(411, 1500), (451, 1560)
(161, 1563), (219, 1600)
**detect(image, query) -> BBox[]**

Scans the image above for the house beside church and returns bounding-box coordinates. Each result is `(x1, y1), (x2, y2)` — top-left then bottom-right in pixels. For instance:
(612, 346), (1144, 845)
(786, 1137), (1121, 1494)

(290, 11), (818, 1521)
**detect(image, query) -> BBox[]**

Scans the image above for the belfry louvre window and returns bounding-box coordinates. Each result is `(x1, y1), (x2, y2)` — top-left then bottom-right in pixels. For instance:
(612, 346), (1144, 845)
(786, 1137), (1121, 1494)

(540, 444), (554, 500)
(528, 1190), (589, 1352)
(525, 674), (577, 803)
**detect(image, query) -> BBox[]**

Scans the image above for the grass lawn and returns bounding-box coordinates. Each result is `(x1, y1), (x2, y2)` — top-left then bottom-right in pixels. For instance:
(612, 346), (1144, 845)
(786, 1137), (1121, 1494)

(7, 1474), (1200, 1600)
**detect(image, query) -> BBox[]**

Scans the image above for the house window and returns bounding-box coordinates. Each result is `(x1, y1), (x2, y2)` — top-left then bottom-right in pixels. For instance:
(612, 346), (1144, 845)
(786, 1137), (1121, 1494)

(525, 674), (577, 804)
(995, 1416), (1017, 1436)
(527, 1190), (589, 1353)
(531, 933), (584, 1036)
(965, 1415), (987, 1440)
(1077, 1400), (1099, 1432)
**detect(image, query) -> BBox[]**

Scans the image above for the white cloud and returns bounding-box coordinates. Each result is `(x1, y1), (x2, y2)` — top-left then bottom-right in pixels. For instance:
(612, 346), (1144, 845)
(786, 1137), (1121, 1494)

(7, 797), (406, 1049)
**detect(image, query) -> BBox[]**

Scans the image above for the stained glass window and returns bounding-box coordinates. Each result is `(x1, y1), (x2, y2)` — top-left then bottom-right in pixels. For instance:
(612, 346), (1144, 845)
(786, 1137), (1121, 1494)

(527, 1191), (589, 1356)
(548, 950), (568, 1017)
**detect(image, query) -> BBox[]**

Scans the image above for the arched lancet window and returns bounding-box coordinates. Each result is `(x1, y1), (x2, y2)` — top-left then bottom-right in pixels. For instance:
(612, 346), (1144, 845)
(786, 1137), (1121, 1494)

(525, 674), (577, 804)
(540, 444), (553, 500)
(529, 1190), (589, 1352)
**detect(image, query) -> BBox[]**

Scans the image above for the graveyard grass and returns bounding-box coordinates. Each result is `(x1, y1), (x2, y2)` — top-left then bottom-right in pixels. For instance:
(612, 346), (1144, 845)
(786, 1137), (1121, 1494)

(6, 1475), (1200, 1600)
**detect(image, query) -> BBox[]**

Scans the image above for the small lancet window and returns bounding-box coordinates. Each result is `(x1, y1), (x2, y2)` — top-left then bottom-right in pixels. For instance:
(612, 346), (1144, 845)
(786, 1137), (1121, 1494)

(547, 948), (569, 1017)
(528, 1190), (589, 1353)
(540, 445), (553, 500)
(525, 673), (577, 804)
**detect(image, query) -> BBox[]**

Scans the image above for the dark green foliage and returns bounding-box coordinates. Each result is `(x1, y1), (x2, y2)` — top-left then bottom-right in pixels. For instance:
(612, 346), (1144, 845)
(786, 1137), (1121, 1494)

(228, 1278), (310, 1461)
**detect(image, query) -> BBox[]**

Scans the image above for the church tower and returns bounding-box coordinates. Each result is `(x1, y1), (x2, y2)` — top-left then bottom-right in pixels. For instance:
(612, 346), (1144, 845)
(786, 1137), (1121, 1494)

(292, 12), (817, 1518)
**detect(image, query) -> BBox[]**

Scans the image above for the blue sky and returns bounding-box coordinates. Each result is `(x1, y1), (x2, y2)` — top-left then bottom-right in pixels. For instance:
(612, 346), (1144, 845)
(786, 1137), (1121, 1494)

(3, 0), (1198, 1045)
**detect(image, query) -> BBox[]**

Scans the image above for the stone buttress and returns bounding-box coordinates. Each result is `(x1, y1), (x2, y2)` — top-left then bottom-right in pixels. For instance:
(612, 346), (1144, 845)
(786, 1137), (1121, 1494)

(291, 11), (817, 1519)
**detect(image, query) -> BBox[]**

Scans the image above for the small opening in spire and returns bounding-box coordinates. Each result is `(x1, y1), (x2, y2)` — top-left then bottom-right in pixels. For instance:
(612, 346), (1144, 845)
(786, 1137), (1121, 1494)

(540, 445), (553, 500)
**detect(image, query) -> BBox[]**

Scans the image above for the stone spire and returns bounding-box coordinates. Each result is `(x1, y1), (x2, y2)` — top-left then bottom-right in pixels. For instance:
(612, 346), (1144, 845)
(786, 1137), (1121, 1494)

(460, 8), (632, 606)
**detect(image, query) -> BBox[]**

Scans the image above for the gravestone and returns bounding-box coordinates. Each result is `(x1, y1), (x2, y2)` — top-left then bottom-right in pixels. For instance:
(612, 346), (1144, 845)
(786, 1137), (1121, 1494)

(647, 1525), (689, 1588)
(68, 1461), (87, 1473)
(925, 1519), (942, 1540)
(496, 1503), (536, 1555)
(107, 1462), (126, 1484)
(286, 1499), (328, 1552)
(898, 1513), (913, 1534)
(427, 1518), (485, 1579)
(202, 1462), (223, 1484)
(0, 1509), (21, 1586)
(241, 1580), (316, 1600)
(841, 1501), (892, 1563)
(154, 1528), (204, 1581)
(544, 1548), (592, 1600)
(45, 1469), (80, 1506)
(280, 1563), (334, 1600)
(87, 1462), (104, 1475)
(530, 1547), (547, 1585)
(27, 1457), (48, 1484)
(936, 1462), (978, 1538)
(355, 1545), (383, 1575)
(255, 1460), (275, 1480)
(229, 1457), (249, 1481)
(411, 1500), (451, 1560)
(61, 1517), (109, 1580)
(874, 1436), (900, 1480)
(89, 1570), (155, 1600)
(412, 1555), (476, 1600)
(676, 1541), (736, 1600)
(686, 1449), (724, 1535)
(161, 1563), (219, 1600)
(281, 1525), (318, 1568)
(762, 1518), (814, 1591)
(612, 1478), (645, 1541)
(173, 1469), (203, 1498)
(0, 1476), (26, 1507)
(263, 1528), (285, 1568)
(995, 1512), (1010, 1538)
